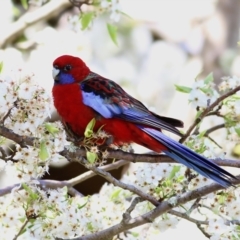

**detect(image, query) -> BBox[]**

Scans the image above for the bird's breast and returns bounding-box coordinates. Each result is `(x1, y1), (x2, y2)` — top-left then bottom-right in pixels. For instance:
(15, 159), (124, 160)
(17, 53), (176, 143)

(52, 84), (96, 136)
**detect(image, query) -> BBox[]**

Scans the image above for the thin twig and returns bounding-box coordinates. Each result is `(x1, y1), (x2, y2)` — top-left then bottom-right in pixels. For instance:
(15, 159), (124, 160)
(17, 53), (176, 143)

(13, 218), (29, 240)
(206, 135), (222, 148)
(206, 111), (223, 117)
(68, 187), (84, 197)
(180, 85), (240, 143)
(205, 103), (223, 117)
(1, 106), (13, 124)
(67, 160), (128, 186)
(188, 198), (201, 214)
(168, 209), (207, 225)
(0, 160), (128, 197)
(0, 180), (68, 197)
(70, 156), (159, 206)
(0, 146), (7, 159)
(122, 197), (144, 223)
(204, 123), (226, 136)
(226, 219), (240, 226)
(197, 224), (211, 238)
(0, 125), (35, 147)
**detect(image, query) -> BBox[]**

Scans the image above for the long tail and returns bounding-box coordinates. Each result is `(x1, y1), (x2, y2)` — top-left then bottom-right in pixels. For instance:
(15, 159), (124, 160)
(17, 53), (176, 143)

(139, 127), (236, 188)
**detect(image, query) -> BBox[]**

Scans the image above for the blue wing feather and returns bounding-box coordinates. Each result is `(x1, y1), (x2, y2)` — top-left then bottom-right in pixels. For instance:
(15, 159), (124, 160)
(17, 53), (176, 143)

(80, 72), (183, 136)
(81, 91), (122, 118)
(139, 126), (236, 187)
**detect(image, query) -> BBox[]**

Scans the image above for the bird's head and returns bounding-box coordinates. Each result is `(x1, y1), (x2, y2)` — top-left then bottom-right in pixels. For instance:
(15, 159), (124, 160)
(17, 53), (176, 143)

(52, 55), (90, 85)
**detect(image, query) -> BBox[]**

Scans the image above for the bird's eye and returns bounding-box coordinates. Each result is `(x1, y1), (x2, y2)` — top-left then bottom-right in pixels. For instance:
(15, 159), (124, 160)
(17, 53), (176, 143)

(63, 64), (72, 72)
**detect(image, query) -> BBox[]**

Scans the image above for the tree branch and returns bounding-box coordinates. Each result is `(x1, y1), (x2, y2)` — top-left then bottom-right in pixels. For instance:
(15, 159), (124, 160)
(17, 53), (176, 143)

(180, 85), (240, 143)
(204, 123), (226, 136)
(61, 178), (240, 240)
(13, 218), (29, 240)
(0, 179), (70, 197)
(67, 160), (128, 186)
(122, 197), (144, 223)
(0, 160), (128, 197)
(168, 209), (207, 225)
(0, 116), (239, 239)
(0, 0), (71, 48)
(0, 125), (240, 170)
(68, 187), (84, 197)
(197, 223), (211, 238)
(67, 154), (160, 206)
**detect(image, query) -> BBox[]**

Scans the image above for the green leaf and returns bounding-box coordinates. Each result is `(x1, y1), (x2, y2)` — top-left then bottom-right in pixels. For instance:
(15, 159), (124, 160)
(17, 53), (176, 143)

(195, 110), (203, 120)
(107, 23), (118, 45)
(198, 130), (207, 138)
(217, 193), (227, 205)
(21, 0), (28, 9)
(45, 123), (59, 135)
(86, 151), (97, 163)
(110, 188), (121, 200)
(228, 94), (240, 101)
(13, 6), (21, 17)
(232, 143), (240, 157)
(19, 217), (27, 223)
(77, 196), (89, 209)
(0, 62), (3, 73)
(22, 184), (38, 200)
(19, 227), (27, 236)
(131, 232), (139, 237)
(174, 84), (192, 93)
(204, 72), (213, 84)
(179, 130), (185, 135)
(39, 141), (49, 161)
(235, 128), (240, 137)
(169, 165), (181, 179)
(87, 222), (94, 231)
(84, 118), (96, 138)
(81, 12), (94, 30)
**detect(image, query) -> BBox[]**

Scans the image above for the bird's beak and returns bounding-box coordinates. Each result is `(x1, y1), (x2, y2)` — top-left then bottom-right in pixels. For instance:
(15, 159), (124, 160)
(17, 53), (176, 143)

(52, 67), (60, 81)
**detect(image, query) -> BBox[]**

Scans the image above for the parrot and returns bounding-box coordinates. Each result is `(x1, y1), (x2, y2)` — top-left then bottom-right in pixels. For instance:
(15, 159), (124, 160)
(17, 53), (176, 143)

(52, 55), (236, 188)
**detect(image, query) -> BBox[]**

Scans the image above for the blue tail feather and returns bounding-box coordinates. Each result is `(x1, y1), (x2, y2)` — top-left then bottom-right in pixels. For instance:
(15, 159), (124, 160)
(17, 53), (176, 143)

(139, 127), (236, 188)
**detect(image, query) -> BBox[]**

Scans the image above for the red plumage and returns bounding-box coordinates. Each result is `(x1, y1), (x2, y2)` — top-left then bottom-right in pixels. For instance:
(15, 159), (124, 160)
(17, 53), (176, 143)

(52, 82), (166, 152)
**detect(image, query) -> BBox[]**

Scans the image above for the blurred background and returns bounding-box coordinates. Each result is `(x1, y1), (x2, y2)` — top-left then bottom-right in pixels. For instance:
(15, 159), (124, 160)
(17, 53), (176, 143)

(1, 0), (240, 124)
(0, 0), (240, 239)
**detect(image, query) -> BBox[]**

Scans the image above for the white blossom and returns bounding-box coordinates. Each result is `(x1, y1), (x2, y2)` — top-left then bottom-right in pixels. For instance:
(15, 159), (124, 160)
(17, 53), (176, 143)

(189, 88), (209, 108)
(101, 0), (122, 22)
(207, 218), (231, 235)
(152, 216), (179, 232)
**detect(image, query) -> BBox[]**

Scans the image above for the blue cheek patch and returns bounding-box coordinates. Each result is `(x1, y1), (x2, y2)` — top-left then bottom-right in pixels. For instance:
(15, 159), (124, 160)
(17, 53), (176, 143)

(55, 73), (75, 84)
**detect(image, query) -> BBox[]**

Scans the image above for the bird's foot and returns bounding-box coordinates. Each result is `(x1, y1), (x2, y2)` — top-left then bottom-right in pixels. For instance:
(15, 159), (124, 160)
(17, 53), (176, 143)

(98, 136), (114, 151)
(185, 168), (198, 182)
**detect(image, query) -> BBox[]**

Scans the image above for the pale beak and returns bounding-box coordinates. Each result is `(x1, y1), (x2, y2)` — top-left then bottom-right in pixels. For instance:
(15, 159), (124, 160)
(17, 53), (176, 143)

(52, 67), (60, 81)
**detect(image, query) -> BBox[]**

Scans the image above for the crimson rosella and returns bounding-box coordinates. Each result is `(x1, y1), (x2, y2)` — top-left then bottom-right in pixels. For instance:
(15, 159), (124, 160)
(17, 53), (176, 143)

(52, 55), (236, 187)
